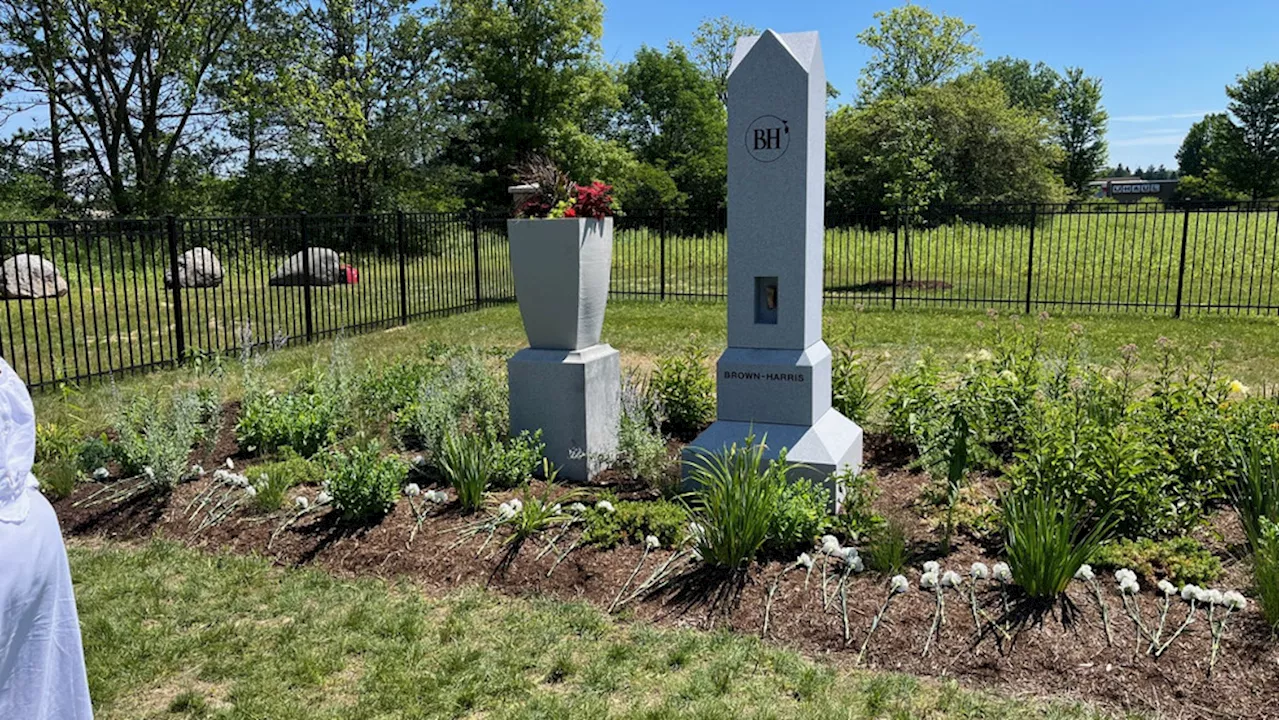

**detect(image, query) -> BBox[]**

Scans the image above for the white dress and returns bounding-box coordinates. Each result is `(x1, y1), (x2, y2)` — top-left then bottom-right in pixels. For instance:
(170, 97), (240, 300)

(0, 358), (94, 719)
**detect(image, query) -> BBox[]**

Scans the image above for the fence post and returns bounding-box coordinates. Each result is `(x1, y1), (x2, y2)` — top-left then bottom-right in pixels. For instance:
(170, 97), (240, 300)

(659, 208), (667, 301)
(165, 215), (185, 365)
(1174, 208), (1191, 318)
(1023, 206), (1037, 315)
(300, 212), (313, 342)
(396, 210), (408, 325)
(890, 208), (900, 310)
(471, 210), (483, 307)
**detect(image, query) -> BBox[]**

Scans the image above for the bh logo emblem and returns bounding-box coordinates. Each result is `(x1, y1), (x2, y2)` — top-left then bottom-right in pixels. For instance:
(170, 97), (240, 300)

(745, 115), (789, 162)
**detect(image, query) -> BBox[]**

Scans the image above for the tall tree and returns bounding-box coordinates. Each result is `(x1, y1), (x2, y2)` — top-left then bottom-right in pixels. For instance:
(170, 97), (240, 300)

(981, 56), (1059, 116)
(856, 5), (979, 101)
(690, 15), (755, 106)
(617, 43), (725, 212)
(1223, 63), (1278, 199)
(1176, 113), (1236, 178)
(1052, 67), (1108, 195)
(0, 0), (70, 206)
(431, 0), (615, 206)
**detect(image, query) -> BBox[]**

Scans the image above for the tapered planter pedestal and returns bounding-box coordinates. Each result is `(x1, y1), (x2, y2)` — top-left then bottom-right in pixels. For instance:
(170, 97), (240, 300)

(506, 217), (620, 480)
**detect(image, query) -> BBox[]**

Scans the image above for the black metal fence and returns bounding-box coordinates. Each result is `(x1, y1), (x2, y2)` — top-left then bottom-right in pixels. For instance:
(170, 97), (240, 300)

(1, 202), (1275, 390)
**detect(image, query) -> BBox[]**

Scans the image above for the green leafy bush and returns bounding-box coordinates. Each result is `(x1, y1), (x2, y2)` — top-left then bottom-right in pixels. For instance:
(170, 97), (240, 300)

(438, 432), (491, 514)
(1090, 537), (1222, 587)
(245, 453), (321, 513)
(114, 389), (220, 487)
(584, 499), (689, 549)
(397, 353), (507, 459)
(1253, 518), (1278, 628)
(357, 359), (440, 420)
(831, 469), (884, 540)
(488, 430), (544, 489)
(76, 435), (114, 474)
(35, 422), (80, 464)
(649, 347), (714, 439)
(236, 369), (347, 457)
(831, 346), (883, 426)
(767, 478), (830, 554)
(325, 439), (405, 522)
(685, 438), (787, 569)
(1002, 486), (1116, 599)
(36, 459), (78, 500)
(1230, 429), (1279, 556)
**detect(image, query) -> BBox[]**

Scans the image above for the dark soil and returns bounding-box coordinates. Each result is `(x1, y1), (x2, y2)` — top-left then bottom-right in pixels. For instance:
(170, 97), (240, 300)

(54, 416), (1279, 720)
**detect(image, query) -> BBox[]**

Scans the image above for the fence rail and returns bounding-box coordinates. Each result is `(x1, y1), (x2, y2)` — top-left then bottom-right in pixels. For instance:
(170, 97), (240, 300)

(1, 202), (1275, 390)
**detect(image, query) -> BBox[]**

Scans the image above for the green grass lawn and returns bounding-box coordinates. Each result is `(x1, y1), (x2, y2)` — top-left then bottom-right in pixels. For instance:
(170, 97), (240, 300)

(71, 540), (1119, 720)
(33, 300), (1278, 427)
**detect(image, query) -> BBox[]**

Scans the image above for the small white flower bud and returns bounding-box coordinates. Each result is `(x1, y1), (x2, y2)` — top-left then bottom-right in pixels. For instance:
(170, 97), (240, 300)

(645, 535), (660, 550)
(970, 562), (990, 580)
(294, 496), (309, 510)
(796, 553), (814, 569)
(890, 575), (909, 594)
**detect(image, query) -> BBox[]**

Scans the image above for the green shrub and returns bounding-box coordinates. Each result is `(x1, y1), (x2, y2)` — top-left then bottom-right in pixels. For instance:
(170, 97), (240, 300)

(325, 439), (405, 522)
(357, 359), (440, 420)
(1253, 518), (1278, 628)
(1230, 430), (1279, 556)
(76, 434), (114, 474)
(35, 422), (81, 464)
(36, 459), (79, 500)
(767, 478), (831, 554)
(649, 347), (714, 439)
(438, 432), (491, 514)
(114, 389), (220, 488)
(245, 453), (321, 512)
(397, 353), (507, 459)
(489, 430), (544, 489)
(863, 516), (909, 575)
(831, 469), (883, 540)
(831, 346), (882, 426)
(685, 438), (787, 569)
(1090, 537), (1221, 587)
(236, 369), (347, 457)
(1002, 487), (1116, 598)
(584, 499), (689, 549)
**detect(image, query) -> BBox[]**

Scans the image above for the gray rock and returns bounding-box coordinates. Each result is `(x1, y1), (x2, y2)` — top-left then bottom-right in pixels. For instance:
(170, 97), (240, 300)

(268, 247), (342, 287)
(165, 246), (224, 288)
(0, 254), (68, 299)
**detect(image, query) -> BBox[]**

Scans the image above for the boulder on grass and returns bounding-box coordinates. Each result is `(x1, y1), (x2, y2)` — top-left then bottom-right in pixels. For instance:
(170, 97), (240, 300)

(165, 246), (224, 289)
(269, 247), (342, 287)
(0, 254), (68, 299)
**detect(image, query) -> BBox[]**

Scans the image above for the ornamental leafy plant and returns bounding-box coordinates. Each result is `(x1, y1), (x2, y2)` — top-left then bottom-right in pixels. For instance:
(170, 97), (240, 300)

(684, 437), (790, 569)
(325, 437), (406, 522)
(511, 155), (616, 219)
(648, 347), (715, 440)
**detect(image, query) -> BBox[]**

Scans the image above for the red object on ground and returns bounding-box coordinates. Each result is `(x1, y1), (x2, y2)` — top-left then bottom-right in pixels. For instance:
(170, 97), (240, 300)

(341, 264), (359, 284)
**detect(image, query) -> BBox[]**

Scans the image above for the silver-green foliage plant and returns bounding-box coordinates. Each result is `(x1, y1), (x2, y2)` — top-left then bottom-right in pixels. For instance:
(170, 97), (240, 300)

(615, 372), (671, 487)
(685, 436), (789, 569)
(326, 438), (406, 522)
(1002, 486), (1116, 599)
(236, 352), (354, 457)
(114, 388), (220, 488)
(399, 353), (507, 459)
(649, 347), (715, 439)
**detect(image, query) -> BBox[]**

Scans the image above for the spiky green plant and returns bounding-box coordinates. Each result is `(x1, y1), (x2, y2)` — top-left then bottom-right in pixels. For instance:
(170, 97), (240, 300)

(1255, 518), (1279, 629)
(1002, 488), (1116, 598)
(1232, 434), (1279, 556)
(439, 433), (491, 514)
(684, 436), (788, 569)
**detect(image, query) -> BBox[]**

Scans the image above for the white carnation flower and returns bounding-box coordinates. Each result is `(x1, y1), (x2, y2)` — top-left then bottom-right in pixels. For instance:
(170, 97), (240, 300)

(1157, 580), (1176, 596)
(1205, 589), (1224, 606)
(497, 502), (516, 520)
(411, 454), (425, 466)
(1119, 579), (1139, 595)
(1074, 564), (1095, 581)
(820, 535), (841, 555)
(1114, 568), (1137, 585)
(569, 502), (587, 514)
(920, 570), (939, 589)
(143, 465), (155, 480)
(244, 485), (257, 498)
(890, 575), (909, 594)
(508, 498), (523, 514)
(1180, 584), (1200, 602)
(92, 467), (109, 480)
(1194, 587), (1212, 604)
(190, 464), (205, 476)
(595, 500), (615, 513)
(404, 483), (421, 497)
(225, 458), (234, 469)
(316, 491), (332, 505)
(645, 535), (660, 550)
(922, 560), (940, 574)
(941, 570), (963, 588)
(970, 562), (990, 580)
(992, 563), (1012, 583)
(551, 504), (562, 514)
(294, 496), (309, 510)
(1222, 591), (1247, 611)
(796, 552), (814, 569)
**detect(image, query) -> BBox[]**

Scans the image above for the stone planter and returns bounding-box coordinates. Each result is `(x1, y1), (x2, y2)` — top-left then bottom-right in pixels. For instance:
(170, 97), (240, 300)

(507, 217), (614, 350)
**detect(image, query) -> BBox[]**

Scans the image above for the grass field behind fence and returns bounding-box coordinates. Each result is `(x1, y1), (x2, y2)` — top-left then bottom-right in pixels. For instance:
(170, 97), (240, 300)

(2, 206), (1275, 390)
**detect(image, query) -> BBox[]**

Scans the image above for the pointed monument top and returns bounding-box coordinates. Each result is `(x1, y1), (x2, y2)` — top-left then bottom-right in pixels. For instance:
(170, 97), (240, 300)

(728, 30), (821, 77)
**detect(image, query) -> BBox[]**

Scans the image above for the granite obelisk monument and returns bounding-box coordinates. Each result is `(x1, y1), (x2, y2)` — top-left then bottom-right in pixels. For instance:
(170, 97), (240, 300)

(684, 30), (862, 507)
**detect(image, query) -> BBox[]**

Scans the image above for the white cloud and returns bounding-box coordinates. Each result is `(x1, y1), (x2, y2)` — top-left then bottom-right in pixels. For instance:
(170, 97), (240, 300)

(1111, 111), (1214, 123)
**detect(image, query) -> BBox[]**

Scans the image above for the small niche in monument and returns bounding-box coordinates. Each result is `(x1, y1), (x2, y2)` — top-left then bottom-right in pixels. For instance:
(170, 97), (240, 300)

(755, 276), (778, 324)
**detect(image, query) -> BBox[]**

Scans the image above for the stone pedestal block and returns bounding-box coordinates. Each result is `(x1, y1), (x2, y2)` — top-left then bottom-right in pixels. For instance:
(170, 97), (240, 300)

(508, 344), (620, 481)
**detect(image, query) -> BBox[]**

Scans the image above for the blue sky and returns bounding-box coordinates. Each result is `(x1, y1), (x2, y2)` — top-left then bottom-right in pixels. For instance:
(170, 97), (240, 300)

(600, 0), (1279, 170)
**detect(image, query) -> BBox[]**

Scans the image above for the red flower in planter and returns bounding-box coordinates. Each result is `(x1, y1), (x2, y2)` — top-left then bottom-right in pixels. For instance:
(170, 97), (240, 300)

(573, 181), (615, 219)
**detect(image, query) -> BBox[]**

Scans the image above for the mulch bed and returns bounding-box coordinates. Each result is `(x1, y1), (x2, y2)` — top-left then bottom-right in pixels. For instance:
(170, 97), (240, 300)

(53, 409), (1279, 720)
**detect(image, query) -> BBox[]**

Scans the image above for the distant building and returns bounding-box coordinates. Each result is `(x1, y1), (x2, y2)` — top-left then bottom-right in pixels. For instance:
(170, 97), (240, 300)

(1087, 178), (1180, 202)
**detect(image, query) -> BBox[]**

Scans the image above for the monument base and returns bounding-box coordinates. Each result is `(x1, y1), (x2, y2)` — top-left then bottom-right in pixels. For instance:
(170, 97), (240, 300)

(508, 344), (620, 481)
(681, 408), (863, 512)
